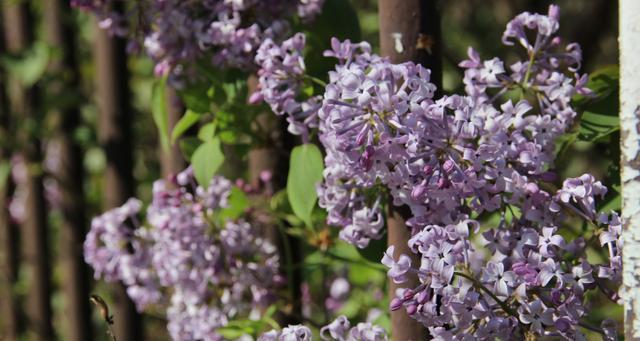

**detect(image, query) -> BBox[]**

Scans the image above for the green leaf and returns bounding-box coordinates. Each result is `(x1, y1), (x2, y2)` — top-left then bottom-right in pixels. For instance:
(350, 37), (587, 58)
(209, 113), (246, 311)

(574, 65), (619, 105)
(1, 42), (50, 86)
(337, 296), (361, 318)
(191, 137), (225, 186)
(216, 326), (248, 340)
(263, 305), (277, 318)
(270, 189), (292, 213)
(575, 65), (620, 142)
(286, 144), (324, 227)
(578, 112), (619, 142)
(222, 82), (239, 103)
(170, 110), (200, 144)
(216, 319), (270, 339)
(213, 109), (256, 145)
(219, 186), (249, 220)
(329, 241), (386, 271)
(178, 81), (211, 114)
(152, 76), (170, 151)
(178, 137), (200, 161)
(302, 84), (314, 97)
(349, 262), (385, 286)
(198, 122), (217, 142)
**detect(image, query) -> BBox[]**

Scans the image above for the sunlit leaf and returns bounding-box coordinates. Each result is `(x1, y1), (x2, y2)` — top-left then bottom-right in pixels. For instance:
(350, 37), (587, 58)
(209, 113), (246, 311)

(152, 75), (170, 151)
(287, 144), (324, 228)
(219, 186), (249, 220)
(192, 137), (225, 186)
(198, 122), (217, 142)
(171, 109), (200, 144)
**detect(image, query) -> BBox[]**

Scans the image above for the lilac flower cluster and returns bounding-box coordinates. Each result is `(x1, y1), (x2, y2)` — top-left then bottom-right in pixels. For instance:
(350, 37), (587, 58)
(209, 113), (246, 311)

(254, 4), (621, 339)
(317, 37), (440, 248)
(258, 315), (388, 341)
(84, 168), (282, 340)
(254, 33), (322, 139)
(72, 0), (324, 75)
(325, 277), (350, 312)
(8, 145), (62, 223)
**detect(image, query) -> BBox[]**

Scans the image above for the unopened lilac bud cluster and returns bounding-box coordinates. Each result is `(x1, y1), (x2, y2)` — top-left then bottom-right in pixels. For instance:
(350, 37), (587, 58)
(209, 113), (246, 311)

(253, 4), (621, 339)
(84, 168), (281, 341)
(258, 315), (388, 341)
(72, 0), (324, 75)
(254, 33), (322, 139)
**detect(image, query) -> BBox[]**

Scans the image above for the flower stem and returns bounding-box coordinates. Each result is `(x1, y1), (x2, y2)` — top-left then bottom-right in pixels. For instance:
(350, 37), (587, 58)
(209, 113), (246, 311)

(454, 271), (518, 317)
(305, 74), (328, 87)
(578, 321), (605, 336)
(522, 50), (537, 87)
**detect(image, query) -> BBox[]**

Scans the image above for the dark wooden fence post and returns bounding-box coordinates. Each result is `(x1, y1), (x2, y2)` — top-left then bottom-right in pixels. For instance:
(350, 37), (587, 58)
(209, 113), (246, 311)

(0, 6), (22, 339)
(43, 1), (92, 340)
(247, 75), (302, 324)
(379, 1), (442, 340)
(1, 2), (53, 340)
(93, 6), (143, 341)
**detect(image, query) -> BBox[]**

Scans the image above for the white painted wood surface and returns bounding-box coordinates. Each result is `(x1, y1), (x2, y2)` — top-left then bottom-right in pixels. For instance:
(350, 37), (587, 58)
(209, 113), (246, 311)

(620, 0), (640, 338)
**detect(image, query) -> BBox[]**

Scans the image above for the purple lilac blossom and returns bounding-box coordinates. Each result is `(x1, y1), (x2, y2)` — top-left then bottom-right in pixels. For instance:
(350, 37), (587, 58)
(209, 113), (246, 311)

(84, 168), (281, 341)
(325, 277), (350, 312)
(72, 0), (325, 75)
(301, 5), (619, 339)
(315, 37), (438, 248)
(259, 315), (388, 341)
(255, 33), (322, 139)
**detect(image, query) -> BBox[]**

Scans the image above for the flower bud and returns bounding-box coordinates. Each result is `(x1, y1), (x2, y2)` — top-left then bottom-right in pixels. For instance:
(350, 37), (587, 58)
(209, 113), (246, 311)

(406, 303), (418, 315)
(390, 297), (404, 311)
